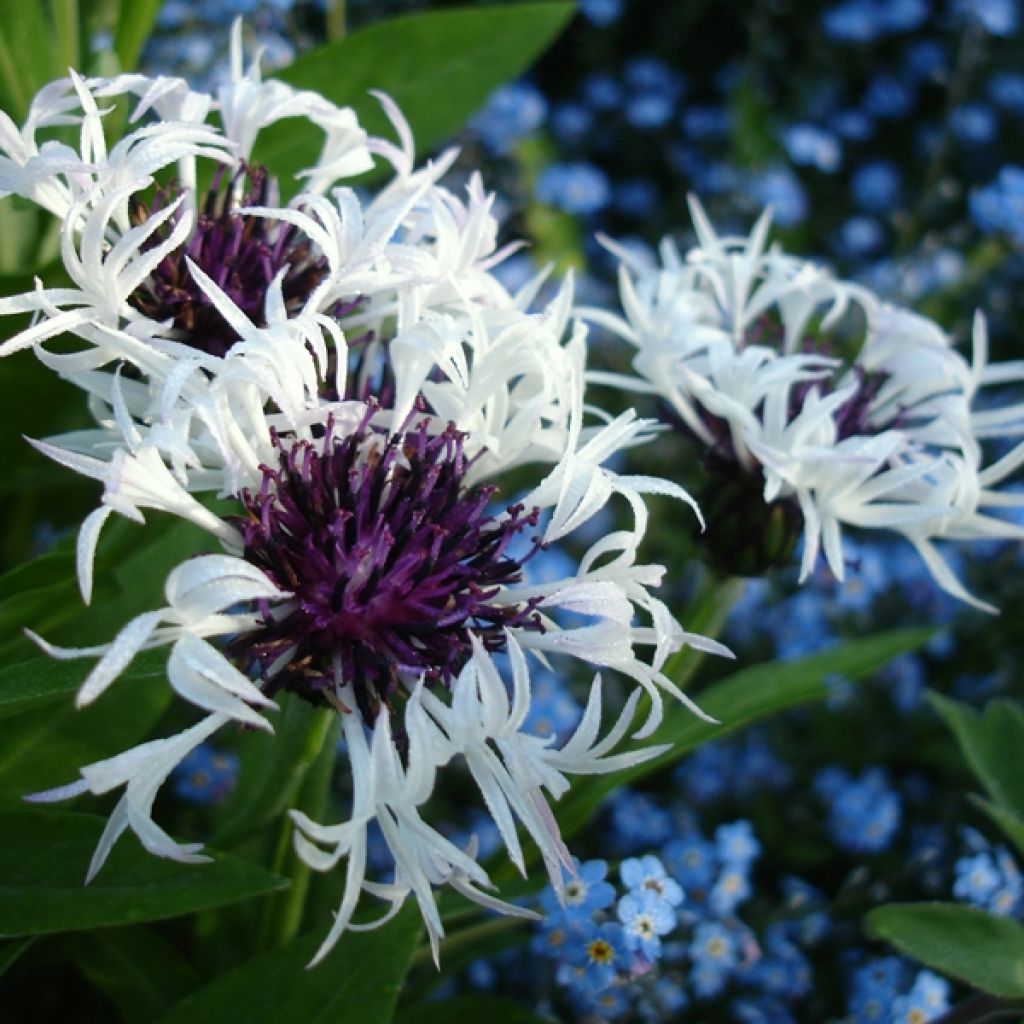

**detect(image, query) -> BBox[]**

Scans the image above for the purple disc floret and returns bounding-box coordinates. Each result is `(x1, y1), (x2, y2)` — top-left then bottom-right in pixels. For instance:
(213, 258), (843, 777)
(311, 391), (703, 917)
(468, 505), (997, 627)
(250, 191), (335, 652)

(230, 409), (545, 725)
(130, 165), (338, 356)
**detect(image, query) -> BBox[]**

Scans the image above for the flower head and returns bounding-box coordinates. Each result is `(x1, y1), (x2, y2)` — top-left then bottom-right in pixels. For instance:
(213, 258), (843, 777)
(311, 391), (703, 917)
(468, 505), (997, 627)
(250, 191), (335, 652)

(590, 198), (1024, 608)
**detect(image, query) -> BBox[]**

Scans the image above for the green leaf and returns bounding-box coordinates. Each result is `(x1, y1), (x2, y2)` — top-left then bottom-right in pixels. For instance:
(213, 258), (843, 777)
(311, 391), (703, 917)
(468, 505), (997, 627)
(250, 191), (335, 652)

(555, 627), (933, 843)
(67, 926), (202, 1023)
(0, 5), (56, 120)
(397, 995), (546, 1024)
(0, 937), (33, 977)
(0, 515), (212, 665)
(214, 698), (333, 848)
(0, 810), (288, 936)
(0, 666), (172, 805)
(973, 797), (1024, 860)
(50, 0), (82, 77)
(865, 902), (1024, 998)
(929, 693), (1024, 824)
(254, 2), (574, 194)
(113, 0), (162, 73)
(0, 648), (166, 721)
(157, 904), (422, 1024)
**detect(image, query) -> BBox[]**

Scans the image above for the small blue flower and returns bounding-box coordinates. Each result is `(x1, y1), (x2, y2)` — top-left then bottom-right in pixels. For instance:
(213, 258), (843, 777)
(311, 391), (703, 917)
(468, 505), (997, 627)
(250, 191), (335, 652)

(733, 996), (797, 1024)
(625, 92), (676, 129)
(852, 160), (902, 212)
(882, 653), (926, 713)
(523, 672), (582, 741)
(951, 103), (997, 144)
(837, 215), (885, 257)
(541, 858), (617, 917)
(747, 165), (807, 226)
(782, 123), (842, 172)
(550, 102), (594, 145)
(613, 178), (659, 218)
(623, 56), (684, 100)
(607, 789), (675, 853)
(822, 0), (884, 42)
(565, 919), (631, 991)
(708, 864), (752, 916)
(848, 956), (909, 1023)
(834, 109), (875, 140)
(620, 854), (685, 906)
(617, 890), (676, 959)
(536, 161), (611, 216)
(863, 75), (915, 118)
(904, 39), (947, 82)
(823, 767), (903, 853)
(955, 0), (1019, 35)
(172, 744), (239, 804)
(581, 72), (623, 112)
(744, 924), (813, 999)
(680, 104), (731, 139)
(715, 820), (761, 868)
(971, 165), (1024, 245)
(990, 71), (1024, 113)
(663, 831), (716, 894)
(471, 81), (546, 155)
(688, 921), (740, 997)
(898, 969), (951, 1019)
(578, 0), (623, 26)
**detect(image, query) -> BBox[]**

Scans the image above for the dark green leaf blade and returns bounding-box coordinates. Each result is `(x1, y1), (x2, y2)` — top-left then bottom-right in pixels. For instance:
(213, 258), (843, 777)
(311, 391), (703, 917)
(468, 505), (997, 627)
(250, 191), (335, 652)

(929, 693), (1024, 824)
(255, 3), (574, 192)
(397, 994), (547, 1024)
(0, 666), (172, 806)
(158, 904), (422, 1024)
(0, 5), (57, 120)
(556, 628), (933, 842)
(0, 810), (288, 936)
(0, 648), (166, 721)
(113, 0), (163, 73)
(66, 926), (202, 1024)
(0, 937), (33, 977)
(865, 902), (1024, 998)
(973, 797), (1024, 860)
(213, 698), (333, 848)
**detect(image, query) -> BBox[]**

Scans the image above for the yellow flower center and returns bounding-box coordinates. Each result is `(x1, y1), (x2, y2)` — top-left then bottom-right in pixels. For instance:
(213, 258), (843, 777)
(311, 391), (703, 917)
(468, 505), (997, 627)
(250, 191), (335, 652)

(588, 939), (614, 964)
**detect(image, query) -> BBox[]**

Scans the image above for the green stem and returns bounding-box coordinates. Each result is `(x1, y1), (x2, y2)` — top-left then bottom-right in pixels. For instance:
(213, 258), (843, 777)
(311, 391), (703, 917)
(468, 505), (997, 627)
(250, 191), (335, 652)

(897, 21), (983, 255)
(257, 709), (337, 951)
(325, 0), (346, 42)
(51, 0), (81, 76)
(409, 915), (527, 971)
(933, 994), (1024, 1024)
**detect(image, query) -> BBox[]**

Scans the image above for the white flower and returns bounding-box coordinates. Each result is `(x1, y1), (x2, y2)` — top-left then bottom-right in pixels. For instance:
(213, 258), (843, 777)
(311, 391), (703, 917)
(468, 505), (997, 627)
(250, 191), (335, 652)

(6, 56), (728, 963)
(592, 198), (1024, 608)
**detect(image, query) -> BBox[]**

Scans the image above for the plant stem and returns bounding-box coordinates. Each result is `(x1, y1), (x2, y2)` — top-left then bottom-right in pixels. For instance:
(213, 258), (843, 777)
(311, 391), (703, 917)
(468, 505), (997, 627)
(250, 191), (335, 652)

(257, 709), (337, 951)
(409, 915), (528, 970)
(933, 993), (1024, 1024)
(326, 0), (346, 42)
(897, 21), (983, 255)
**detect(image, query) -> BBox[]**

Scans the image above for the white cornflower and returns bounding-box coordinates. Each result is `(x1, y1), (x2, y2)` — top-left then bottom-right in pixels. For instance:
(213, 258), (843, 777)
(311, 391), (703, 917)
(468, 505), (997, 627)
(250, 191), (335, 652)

(589, 197), (1024, 608)
(28, 392), (712, 958)
(4, 38), (726, 960)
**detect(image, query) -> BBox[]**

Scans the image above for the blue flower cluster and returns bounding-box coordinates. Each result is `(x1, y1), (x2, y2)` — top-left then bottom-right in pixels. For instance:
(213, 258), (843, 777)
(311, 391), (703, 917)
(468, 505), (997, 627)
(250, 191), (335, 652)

(815, 766), (904, 854)
(519, 813), (830, 1020)
(846, 957), (950, 1023)
(953, 827), (1024, 915)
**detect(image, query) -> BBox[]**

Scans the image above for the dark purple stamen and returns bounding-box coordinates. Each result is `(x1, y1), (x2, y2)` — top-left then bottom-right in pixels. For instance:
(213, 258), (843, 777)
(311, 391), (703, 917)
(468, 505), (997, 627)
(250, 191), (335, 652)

(788, 366), (890, 441)
(129, 165), (339, 357)
(229, 409), (544, 725)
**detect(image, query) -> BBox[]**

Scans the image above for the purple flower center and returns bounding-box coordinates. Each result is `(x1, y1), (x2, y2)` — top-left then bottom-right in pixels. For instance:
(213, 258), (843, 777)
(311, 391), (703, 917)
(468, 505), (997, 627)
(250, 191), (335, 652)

(229, 410), (544, 725)
(129, 165), (334, 357)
